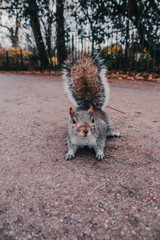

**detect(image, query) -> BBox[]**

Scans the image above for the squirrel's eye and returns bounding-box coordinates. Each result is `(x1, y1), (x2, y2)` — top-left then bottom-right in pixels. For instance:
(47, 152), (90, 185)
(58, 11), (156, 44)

(91, 118), (94, 123)
(73, 118), (76, 124)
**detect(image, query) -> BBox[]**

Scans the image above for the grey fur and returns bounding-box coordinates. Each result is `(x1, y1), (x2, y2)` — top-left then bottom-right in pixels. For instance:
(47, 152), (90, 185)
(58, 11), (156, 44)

(66, 108), (122, 161)
(63, 56), (122, 161)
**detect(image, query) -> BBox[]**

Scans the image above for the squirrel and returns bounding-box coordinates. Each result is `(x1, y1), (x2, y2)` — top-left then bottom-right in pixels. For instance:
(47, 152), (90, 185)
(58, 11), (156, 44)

(62, 55), (122, 161)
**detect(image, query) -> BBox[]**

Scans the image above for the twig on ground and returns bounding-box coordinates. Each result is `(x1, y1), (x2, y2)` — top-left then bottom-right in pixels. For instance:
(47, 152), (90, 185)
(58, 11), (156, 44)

(107, 105), (126, 114)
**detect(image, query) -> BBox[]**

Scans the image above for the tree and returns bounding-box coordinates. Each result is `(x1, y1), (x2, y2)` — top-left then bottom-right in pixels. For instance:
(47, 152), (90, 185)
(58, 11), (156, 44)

(1, 0), (50, 69)
(56, 0), (66, 66)
(0, 0), (22, 47)
(103, 0), (160, 67)
(103, 0), (160, 49)
(0, 14), (20, 47)
(40, 0), (55, 65)
(26, 0), (49, 69)
(72, 0), (107, 52)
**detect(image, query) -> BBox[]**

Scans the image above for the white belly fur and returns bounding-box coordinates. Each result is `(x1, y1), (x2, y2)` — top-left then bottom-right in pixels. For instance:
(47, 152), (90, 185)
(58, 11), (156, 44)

(71, 135), (97, 148)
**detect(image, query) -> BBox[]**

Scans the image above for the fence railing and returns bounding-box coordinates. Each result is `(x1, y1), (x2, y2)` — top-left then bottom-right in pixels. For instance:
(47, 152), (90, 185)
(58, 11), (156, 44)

(0, 27), (159, 74)
(66, 25), (160, 75)
(0, 48), (32, 71)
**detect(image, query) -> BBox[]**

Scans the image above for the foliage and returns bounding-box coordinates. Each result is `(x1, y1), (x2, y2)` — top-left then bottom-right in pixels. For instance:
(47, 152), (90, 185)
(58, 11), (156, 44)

(71, 0), (108, 51)
(1, 0), (56, 68)
(28, 52), (39, 68)
(0, 0), (159, 72)
(0, 47), (58, 70)
(103, 0), (160, 48)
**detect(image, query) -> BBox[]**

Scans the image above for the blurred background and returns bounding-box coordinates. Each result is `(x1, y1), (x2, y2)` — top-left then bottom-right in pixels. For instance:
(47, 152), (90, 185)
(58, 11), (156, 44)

(0, 0), (159, 75)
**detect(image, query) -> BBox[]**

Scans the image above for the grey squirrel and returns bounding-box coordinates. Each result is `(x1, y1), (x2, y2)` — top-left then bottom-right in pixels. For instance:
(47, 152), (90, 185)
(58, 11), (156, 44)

(62, 55), (122, 161)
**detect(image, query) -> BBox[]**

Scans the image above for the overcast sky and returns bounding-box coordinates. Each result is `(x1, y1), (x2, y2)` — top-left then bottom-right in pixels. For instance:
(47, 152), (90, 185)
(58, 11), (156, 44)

(0, 11), (12, 48)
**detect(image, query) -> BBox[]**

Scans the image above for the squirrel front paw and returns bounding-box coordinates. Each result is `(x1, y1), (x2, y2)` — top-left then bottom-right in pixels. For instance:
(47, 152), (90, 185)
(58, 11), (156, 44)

(96, 153), (104, 161)
(66, 152), (75, 160)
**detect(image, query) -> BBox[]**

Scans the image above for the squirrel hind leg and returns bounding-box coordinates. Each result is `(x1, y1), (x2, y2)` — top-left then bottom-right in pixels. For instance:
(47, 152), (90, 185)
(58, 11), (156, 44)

(107, 130), (123, 138)
(105, 115), (123, 138)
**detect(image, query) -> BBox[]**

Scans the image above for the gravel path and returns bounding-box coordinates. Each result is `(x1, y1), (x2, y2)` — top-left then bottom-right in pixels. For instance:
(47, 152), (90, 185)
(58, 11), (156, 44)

(0, 73), (160, 240)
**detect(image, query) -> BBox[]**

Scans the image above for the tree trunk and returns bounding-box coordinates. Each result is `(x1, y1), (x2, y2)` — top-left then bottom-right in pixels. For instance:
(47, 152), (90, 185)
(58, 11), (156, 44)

(11, 14), (20, 48)
(56, 0), (66, 66)
(46, 18), (52, 63)
(91, 29), (95, 53)
(27, 0), (49, 69)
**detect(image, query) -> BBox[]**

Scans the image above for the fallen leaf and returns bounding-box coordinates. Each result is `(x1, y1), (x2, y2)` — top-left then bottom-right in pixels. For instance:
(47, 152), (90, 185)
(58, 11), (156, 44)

(40, 204), (45, 211)
(127, 137), (132, 140)
(135, 73), (141, 79)
(107, 210), (112, 215)
(138, 77), (145, 80)
(146, 197), (151, 200)
(153, 73), (159, 78)
(147, 74), (152, 80)
(52, 158), (59, 162)
(104, 153), (109, 156)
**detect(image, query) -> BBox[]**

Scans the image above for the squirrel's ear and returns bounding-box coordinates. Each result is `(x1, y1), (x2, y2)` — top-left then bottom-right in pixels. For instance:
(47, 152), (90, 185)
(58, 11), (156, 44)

(69, 107), (75, 118)
(88, 106), (94, 114)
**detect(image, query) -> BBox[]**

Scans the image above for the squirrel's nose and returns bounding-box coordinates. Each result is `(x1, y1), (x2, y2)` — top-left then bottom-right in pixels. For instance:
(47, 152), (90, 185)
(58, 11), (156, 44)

(83, 128), (88, 136)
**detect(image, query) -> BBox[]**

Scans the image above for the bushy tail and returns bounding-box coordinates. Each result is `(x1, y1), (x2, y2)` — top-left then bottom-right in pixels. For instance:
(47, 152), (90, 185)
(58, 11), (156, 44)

(62, 55), (110, 109)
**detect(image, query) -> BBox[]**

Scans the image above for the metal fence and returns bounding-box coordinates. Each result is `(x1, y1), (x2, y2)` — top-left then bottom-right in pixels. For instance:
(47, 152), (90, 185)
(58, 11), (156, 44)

(0, 24), (159, 74)
(0, 47), (58, 71)
(66, 25), (160, 75)
(0, 48), (27, 71)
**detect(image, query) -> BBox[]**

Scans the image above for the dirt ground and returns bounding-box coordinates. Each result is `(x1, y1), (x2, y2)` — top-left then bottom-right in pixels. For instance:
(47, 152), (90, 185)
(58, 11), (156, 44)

(0, 73), (160, 240)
